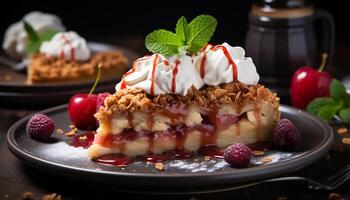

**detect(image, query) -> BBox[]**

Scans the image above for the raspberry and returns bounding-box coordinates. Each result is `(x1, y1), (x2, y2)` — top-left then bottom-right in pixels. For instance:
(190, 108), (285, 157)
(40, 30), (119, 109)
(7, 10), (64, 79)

(96, 92), (110, 112)
(273, 118), (301, 150)
(26, 114), (55, 140)
(224, 143), (252, 168)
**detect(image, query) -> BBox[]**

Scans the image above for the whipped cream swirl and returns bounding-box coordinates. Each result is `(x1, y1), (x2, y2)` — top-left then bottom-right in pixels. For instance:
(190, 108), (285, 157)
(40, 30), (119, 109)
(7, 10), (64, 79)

(40, 31), (91, 61)
(2, 11), (66, 60)
(116, 54), (203, 96)
(194, 42), (259, 86)
(116, 42), (259, 96)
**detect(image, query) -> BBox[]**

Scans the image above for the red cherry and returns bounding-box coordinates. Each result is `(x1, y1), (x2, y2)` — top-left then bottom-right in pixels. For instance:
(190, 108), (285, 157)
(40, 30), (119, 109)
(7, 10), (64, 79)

(290, 54), (333, 109)
(68, 93), (98, 130)
(68, 63), (102, 130)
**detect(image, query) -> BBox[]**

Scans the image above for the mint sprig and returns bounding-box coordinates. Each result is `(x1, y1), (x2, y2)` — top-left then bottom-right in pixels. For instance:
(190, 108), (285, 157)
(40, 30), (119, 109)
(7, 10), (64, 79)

(145, 15), (217, 56)
(145, 30), (183, 56)
(187, 15), (217, 54)
(23, 20), (58, 54)
(307, 79), (350, 124)
(175, 16), (188, 43)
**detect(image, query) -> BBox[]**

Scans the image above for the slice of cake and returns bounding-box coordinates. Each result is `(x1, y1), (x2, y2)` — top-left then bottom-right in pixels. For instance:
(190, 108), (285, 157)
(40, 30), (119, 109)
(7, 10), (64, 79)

(88, 15), (280, 158)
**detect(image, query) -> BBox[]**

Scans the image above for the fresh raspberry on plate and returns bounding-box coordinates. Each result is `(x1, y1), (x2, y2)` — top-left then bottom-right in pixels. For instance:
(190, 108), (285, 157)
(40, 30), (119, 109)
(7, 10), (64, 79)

(224, 143), (252, 168)
(273, 118), (301, 150)
(26, 113), (55, 140)
(96, 92), (111, 111)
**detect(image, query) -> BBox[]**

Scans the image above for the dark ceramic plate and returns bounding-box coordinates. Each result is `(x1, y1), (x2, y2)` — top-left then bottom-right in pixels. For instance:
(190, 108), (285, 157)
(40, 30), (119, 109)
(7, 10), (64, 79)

(0, 42), (139, 106)
(7, 105), (334, 194)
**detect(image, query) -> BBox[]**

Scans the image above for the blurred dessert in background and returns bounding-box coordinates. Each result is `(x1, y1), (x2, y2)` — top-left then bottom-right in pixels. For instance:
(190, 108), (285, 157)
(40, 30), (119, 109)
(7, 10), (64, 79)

(28, 31), (128, 84)
(2, 11), (66, 60)
(2, 11), (129, 84)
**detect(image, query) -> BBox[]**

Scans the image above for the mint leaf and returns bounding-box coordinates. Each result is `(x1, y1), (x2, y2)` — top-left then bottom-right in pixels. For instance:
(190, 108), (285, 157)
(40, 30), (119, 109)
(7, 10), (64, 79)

(306, 97), (336, 115)
(26, 40), (42, 54)
(330, 79), (348, 100)
(175, 16), (188, 43)
(145, 29), (183, 56)
(187, 15), (217, 54)
(25, 29), (58, 54)
(39, 29), (58, 41)
(339, 107), (350, 124)
(23, 20), (39, 41)
(317, 100), (344, 121)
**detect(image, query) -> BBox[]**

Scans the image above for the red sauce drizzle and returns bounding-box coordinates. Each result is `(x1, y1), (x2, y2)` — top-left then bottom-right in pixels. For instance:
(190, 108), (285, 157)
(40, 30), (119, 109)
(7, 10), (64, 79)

(163, 60), (169, 65)
(126, 111), (133, 127)
(171, 59), (180, 93)
(120, 56), (152, 89)
(94, 154), (133, 167)
(211, 45), (238, 81)
(150, 54), (159, 95)
(120, 68), (135, 89)
(200, 53), (207, 79)
(60, 34), (75, 62)
(70, 131), (95, 148)
(199, 44), (213, 79)
(60, 49), (65, 60)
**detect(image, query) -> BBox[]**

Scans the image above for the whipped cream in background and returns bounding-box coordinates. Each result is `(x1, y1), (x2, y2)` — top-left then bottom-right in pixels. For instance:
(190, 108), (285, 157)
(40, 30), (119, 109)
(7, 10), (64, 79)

(116, 42), (260, 96)
(40, 31), (91, 61)
(2, 11), (66, 60)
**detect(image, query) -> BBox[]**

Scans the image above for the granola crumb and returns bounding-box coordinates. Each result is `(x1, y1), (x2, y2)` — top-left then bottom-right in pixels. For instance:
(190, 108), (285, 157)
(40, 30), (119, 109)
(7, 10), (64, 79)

(193, 158), (200, 162)
(325, 154), (331, 160)
(69, 124), (76, 129)
(4, 75), (12, 81)
(42, 193), (61, 200)
(328, 192), (343, 200)
(204, 156), (212, 161)
(341, 137), (350, 145)
(22, 192), (34, 200)
(155, 162), (164, 171)
(65, 130), (76, 137)
(277, 197), (288, 200)
(56, 128), (64, 134)
(337, 128), (348, 135)
(261, 156), (273, 163)
(99, 82), (278, 115)
(253, 150), (265, 156)
(79, 136), (88, 141)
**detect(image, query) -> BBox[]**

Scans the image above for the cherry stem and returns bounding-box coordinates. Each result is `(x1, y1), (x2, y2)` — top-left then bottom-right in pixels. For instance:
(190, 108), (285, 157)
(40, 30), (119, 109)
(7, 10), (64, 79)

(318, 53), (328, 72)
(89, 63), (102, 95)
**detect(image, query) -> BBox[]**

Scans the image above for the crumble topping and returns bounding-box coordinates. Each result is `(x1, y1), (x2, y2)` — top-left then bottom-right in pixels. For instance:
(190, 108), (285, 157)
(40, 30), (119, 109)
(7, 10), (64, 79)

(28, 51), (128, 83)
(99, 82), (279, 117)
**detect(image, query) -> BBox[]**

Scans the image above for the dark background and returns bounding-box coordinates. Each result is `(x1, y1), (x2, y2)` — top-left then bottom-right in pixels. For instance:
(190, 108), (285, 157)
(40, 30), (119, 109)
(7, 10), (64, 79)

(0, 0), (348, 50)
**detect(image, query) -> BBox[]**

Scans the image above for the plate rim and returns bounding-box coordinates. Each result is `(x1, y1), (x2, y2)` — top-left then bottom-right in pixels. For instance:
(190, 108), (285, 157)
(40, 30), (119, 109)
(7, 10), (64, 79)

(7, 104), (334, 186)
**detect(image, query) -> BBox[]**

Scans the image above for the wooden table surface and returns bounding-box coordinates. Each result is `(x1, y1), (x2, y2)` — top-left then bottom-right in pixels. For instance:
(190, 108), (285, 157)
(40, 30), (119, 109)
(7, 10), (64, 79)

(1, 38), (350, 200)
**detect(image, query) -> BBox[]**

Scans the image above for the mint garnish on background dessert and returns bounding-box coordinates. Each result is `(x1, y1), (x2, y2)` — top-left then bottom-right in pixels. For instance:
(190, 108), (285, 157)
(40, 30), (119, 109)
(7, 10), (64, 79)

(145, 15), (217, 56)
(23, 20), (58, 54)
(307, 79), (350, 124)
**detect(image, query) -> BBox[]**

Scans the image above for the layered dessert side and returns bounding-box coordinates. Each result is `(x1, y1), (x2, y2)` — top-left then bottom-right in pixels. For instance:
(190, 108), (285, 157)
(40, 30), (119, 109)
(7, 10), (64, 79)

(88, 15), (280, 158)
